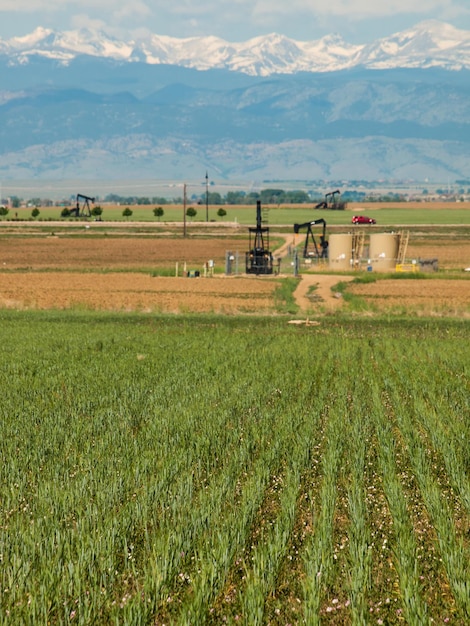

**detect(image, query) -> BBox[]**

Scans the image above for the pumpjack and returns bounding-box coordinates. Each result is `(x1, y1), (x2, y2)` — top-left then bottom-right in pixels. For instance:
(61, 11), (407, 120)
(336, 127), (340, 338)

(70, 193), (95, 218)
(246, 200), (273, 274)
(294, 219), (328, 259)
(315, 190), (346, 210)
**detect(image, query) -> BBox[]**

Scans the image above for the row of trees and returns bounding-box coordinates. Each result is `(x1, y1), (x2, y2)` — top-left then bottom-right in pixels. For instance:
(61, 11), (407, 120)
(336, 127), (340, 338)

(101, 188), (422, 205)
(103, 189), (312, 206)
(0, 205), (229, 221)
(0, 206), (41, 218)
(214, 189), (312, 205)
(103, 194), (170, 205)
(59, 206), (226, 220)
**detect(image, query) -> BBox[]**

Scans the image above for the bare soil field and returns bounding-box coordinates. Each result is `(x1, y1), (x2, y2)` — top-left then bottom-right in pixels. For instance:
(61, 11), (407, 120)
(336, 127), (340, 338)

(347, 201), (470, 210)
(0, 231), (468, 316)
(0, 236), (245, 271)
(1, 233), (468, 271)
(0, 273), (277, 314)
(406, 239), (470, 270)
(347, 278), (470, 317)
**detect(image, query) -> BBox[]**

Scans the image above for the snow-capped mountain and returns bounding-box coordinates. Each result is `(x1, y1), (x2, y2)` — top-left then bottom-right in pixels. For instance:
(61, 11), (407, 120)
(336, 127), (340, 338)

(1, 19), (470, 182)
(355, 20), (470, 70)
(1, 20), (469, 75)
(3, 26), (133, 64)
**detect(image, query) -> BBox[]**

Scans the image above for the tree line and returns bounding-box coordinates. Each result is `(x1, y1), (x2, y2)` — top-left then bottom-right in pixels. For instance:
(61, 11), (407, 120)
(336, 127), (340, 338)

(102, 189), (313, 205)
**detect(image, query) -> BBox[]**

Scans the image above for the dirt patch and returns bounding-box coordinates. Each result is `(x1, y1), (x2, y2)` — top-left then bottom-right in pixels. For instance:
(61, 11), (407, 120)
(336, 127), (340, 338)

(293, 274), (353, 311)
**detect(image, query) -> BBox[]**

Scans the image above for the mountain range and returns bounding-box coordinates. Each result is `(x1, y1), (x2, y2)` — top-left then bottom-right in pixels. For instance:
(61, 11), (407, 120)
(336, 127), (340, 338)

(2, 20), (470, 75)
(1, 21), (469, 184)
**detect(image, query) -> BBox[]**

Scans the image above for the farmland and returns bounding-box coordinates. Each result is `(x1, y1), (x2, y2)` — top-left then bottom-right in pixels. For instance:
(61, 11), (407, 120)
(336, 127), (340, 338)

(0, 210), (469, 624)
(0, 313), (468, 624)
(0, 226), (469, 316)
(3, 200), (470, 226)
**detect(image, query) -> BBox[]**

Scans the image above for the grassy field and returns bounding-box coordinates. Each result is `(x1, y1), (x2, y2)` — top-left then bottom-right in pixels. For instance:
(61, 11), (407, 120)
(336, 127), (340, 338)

(0, 209), (468, 624)
(1, 311), (469, 625)
(3, 203), (470, 226)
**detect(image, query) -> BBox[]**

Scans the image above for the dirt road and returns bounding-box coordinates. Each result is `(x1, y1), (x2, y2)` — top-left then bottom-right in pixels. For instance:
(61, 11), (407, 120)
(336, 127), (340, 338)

(293, 273), (354, 311)
(272, 235), (354, 312)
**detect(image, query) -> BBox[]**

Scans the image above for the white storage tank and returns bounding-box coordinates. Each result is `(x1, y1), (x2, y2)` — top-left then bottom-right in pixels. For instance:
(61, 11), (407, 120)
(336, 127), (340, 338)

(329, 234), (354, 270)
(369, 233), (400, 271)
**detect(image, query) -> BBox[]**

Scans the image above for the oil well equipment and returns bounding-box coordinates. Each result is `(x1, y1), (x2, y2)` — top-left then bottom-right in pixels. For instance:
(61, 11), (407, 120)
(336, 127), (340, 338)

(314, 190), (346, 210)
(245, 200), (273, 274)
(294, 219), (328, 259)
(70, 193), (95, 218)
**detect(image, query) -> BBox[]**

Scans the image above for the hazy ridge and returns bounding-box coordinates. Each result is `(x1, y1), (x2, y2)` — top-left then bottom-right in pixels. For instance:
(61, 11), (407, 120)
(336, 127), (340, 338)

(1, 21), (469, 182)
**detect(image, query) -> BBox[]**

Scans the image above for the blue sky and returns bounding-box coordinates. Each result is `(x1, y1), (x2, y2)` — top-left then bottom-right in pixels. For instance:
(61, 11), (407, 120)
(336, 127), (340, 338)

(0, 1), (469, 43)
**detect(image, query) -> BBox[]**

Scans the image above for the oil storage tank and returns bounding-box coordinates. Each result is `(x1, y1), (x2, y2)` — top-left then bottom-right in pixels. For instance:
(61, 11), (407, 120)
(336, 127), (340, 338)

(369, 233), (400, 271)
(329, 234), (354, 270)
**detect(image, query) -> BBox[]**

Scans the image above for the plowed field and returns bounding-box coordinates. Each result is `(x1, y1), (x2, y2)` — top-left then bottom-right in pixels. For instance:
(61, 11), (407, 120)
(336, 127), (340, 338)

(0, 233), (468, 315)
(407, 239), (470, 270)
(0, 273), (276, 314)
(347, 278), (470, 316)
(0, 236), (244, 270)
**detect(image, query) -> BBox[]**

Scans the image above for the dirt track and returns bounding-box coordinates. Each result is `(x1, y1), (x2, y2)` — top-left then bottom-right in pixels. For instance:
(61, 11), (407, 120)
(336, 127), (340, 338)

(293, 274), (353, 311)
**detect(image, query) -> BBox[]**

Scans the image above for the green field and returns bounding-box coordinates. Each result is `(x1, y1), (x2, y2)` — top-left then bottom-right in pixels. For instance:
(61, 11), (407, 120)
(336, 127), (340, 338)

(1, 311), (468, 625)
(4, 204), (470, 226)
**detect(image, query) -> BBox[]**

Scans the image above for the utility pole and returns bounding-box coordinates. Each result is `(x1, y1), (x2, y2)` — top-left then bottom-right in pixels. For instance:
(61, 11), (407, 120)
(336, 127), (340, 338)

(205, 171), (209, 222)
(183, 183), (187, 238)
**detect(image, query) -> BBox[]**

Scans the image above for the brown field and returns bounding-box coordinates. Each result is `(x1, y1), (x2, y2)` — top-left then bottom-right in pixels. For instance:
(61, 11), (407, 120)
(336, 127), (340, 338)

(347, 201), (470, 210)
(0, 236), (245, 270)
(0, 273), (276, 314)
(406, 239), (470, 270)
(346, 278), (470, 316)
(0, 231), (469, 316)
(1, 233), (469, 272)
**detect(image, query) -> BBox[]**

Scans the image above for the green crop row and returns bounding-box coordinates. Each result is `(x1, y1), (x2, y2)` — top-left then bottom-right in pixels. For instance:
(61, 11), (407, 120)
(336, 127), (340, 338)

(0, 312), (468, 624)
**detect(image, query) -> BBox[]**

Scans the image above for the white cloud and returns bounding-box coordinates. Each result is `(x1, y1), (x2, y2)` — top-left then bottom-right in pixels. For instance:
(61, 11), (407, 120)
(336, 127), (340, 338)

(0, 0), (469, 41)
(0, 0), (110, 8)
(0, 0), (455, 17)
(156, 1), (470, 40)
(137, 0), (462, 19)
(113, 1), (152, 21)
(244, 0), (456, 21)
(70, 14), (109, 32)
